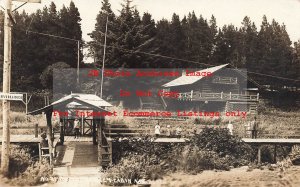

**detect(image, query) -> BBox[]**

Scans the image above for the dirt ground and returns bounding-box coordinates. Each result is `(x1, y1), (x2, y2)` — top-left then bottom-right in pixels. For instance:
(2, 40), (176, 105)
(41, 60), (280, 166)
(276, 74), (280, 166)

(149, 166), (300, 187)
(1, 166), (300, 187)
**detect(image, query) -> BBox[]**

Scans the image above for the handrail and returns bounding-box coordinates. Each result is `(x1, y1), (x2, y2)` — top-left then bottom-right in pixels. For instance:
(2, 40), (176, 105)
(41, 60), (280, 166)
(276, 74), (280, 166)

(177, 91), (259, 101)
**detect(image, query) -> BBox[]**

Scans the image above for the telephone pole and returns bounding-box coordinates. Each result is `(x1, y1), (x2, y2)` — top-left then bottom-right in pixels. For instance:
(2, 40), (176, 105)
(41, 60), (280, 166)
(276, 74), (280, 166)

(100, 15), (108, 98)
(1, 0), (42, 175)
(1, 0), (12, 174)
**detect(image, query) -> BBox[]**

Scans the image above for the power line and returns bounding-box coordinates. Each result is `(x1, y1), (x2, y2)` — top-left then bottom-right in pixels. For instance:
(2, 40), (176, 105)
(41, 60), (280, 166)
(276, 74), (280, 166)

(243, 71), (300, 82)
(97, 43), (300, 82)
(16, 29), (300, 82)
(94, 43), (215, 67)
(24, 29), (79, 42)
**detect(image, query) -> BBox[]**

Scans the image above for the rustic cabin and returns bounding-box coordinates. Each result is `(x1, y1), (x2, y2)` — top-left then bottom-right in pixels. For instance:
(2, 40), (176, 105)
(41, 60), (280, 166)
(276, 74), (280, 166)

(160, 64), (260, 113)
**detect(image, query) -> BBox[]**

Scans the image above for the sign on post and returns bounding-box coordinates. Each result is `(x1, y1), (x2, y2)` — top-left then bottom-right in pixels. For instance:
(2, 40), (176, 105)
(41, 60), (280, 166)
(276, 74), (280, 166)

(0, 93), (23, 101)
(12, 0), (41, 3)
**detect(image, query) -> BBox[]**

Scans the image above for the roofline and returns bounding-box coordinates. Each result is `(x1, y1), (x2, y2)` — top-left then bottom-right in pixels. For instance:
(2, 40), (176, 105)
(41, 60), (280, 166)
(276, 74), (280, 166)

(29, 97), (109, 115)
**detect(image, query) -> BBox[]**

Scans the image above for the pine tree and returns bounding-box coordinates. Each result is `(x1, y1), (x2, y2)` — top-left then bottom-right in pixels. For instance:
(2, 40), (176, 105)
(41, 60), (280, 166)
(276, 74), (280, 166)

(88, 0), (116, 66)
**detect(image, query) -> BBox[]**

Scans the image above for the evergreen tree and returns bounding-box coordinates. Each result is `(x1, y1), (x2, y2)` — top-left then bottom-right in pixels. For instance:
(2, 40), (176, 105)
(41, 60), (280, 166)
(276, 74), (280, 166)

(88, 0), (116, 66)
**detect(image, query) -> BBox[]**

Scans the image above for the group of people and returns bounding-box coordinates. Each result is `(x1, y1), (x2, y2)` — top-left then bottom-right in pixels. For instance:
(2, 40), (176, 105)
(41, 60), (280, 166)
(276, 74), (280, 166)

(154, 117), (259, 138)
(227, 116), (259, 138)
(154, 123), (183, 138)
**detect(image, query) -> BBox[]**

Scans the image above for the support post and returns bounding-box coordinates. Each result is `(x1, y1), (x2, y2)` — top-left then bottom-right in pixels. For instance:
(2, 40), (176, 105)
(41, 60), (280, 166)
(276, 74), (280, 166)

(59, 118), (64, 145)
(257, 145), (261, 165)
(35, 123), (38, 138)
(1, 0), (12, 175)
(97, 119), (102, 164)
(92, 118), (97, 145)
(46, 111), (53, 164)
(274, 144), (277, 163)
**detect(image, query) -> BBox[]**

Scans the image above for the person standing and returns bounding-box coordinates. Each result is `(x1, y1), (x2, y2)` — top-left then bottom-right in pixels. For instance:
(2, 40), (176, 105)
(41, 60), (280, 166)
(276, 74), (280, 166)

(251, 116), (258, 139)
(227, 121), (233, 135)
(166, 125), (171, 137)
(154, 122), (161, 137)
(74, 118), (81, 139)
(176, 126), (182, 138)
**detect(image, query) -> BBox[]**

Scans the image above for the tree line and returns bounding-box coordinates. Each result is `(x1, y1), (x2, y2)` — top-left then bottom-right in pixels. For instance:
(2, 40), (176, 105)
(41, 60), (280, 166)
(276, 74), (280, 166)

(0, 1), (82, 91)
(0, 0), (299, 93)
(89, 0), (300, 88)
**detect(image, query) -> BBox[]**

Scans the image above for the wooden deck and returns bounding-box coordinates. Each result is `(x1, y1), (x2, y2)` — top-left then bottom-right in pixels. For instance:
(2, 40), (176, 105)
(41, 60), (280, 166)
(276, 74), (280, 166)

(242, 138), (300, 144)
(0, 135), (40, 143)
(0, 135), (93, 144)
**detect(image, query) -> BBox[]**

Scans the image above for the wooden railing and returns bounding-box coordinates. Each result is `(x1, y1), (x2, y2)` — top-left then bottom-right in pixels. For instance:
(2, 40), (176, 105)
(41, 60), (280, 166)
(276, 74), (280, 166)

(212, 76), (238, 84)
(0, 124), (45, 138)
(177, 91), (259, 101)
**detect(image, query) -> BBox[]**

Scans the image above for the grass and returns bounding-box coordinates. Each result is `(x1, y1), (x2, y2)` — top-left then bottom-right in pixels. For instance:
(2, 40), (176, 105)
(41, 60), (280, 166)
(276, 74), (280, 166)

(0, 108), (46, 135)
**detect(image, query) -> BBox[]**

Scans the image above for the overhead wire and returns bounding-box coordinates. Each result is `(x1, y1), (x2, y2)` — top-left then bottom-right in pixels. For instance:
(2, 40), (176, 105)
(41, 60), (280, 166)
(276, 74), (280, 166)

(15, 28), (300, 83)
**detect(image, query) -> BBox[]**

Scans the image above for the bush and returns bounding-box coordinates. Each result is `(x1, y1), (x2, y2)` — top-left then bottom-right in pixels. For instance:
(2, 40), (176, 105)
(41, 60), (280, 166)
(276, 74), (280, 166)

(9, 159), (53, 186)
(0, 145), (53, 186)
(191, 127), (254, 160)
(106, 128), (254, 183)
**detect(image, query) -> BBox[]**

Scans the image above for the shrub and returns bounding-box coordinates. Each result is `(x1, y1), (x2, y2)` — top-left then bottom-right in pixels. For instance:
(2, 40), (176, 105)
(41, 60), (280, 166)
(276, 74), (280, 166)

(178, 146), (231, 173)
(6, 145), (33, 178)
(0, 145), (53, 186)
(191, 127), (254, 160)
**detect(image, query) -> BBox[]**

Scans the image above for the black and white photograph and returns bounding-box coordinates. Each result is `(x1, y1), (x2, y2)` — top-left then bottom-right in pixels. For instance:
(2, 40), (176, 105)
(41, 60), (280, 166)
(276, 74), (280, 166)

(0, 0), (300, 186)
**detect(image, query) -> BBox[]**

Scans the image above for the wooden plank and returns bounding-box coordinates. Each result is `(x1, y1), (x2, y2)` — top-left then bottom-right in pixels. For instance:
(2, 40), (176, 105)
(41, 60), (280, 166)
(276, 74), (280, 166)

(242, 138), (300, 144)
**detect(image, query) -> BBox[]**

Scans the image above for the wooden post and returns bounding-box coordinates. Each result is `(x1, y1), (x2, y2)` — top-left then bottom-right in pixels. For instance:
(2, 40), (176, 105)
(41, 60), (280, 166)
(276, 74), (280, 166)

(1, 0), (12, 174)
(97, 119), (102, 164)
(81, 116), (84, 136)
(108, 140), (112, 165)
(38, 143), (42, 162)
(274, 144), (277, 163)
(35, 124), (39, 138)
(257, 145), (261, 164)
(46, 111), (53, 164)
(60, 118), (64, 145)
(92, 118), (97, 145)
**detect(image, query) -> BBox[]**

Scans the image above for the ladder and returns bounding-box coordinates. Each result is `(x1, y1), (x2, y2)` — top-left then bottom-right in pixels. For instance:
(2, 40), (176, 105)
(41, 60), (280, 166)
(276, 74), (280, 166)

(38, 143), (52, 164)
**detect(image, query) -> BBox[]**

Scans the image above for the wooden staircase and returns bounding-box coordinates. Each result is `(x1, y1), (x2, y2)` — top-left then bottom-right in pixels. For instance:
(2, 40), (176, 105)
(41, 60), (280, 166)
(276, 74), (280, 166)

(99, 130), (112, 167)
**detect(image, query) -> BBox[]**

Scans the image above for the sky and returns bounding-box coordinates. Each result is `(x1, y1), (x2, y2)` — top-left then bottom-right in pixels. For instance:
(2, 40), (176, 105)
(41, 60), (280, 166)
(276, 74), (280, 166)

(2, 0), (300, 62)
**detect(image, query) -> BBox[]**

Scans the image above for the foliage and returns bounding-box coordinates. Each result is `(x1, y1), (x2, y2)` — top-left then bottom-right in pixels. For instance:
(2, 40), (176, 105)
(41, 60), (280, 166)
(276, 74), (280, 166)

(9, 159), (53, 186)
(106, 128), (254, 184)
(0, 1), (83, 92)
(0, 145), (52, 186)
(191, 127), (254, 160)
(40, 61), (71, 88)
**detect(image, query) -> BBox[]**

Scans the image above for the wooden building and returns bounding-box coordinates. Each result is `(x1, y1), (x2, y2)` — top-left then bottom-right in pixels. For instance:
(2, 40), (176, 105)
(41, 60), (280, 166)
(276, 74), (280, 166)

(29, 93), (113, 166)
(161, 64), (260, 113)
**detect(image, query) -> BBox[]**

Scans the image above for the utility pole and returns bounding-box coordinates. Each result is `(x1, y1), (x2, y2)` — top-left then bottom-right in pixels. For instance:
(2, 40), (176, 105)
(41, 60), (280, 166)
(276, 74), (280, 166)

(100, 15), (108, 98)
(1, 0), (41, 175)
(77, 40), (80, 84)
(1, 0), (12, 175)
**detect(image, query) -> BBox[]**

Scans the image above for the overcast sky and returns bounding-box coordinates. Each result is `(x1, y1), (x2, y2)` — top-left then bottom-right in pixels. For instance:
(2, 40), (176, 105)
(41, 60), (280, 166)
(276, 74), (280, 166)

(9, 0), (299, 43)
